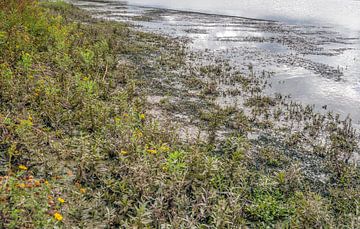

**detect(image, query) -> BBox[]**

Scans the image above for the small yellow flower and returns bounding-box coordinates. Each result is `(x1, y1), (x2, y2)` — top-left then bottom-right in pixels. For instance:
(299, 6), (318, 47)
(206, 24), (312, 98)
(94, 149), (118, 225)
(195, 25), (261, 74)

(80, 188), (86, 194)
(54, 212), (63, 221)
(140, 113), (145, 120)
(18, 165), (28, 170)
(17, 183), (26, 188)
(57, 197), (65, 204)
(120, 150), (128, 156)
(44, 180), (49, 185)
(147, 149), (157, 155)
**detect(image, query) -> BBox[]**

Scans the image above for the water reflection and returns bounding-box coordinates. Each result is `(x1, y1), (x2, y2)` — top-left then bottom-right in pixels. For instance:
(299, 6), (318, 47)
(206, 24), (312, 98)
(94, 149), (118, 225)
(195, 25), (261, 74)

(70, 0), (360, 126)
(126, 0), (360, 30)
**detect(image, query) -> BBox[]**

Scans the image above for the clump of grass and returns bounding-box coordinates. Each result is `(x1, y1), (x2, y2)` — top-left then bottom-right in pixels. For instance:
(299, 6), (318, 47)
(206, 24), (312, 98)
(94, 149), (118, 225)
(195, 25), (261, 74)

(0, 1), (359, 228)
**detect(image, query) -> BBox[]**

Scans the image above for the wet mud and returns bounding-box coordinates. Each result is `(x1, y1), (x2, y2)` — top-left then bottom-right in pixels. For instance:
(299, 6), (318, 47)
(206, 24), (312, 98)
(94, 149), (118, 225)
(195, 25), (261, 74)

(69, 0), (360, 173)
(70, 0), (360, 126)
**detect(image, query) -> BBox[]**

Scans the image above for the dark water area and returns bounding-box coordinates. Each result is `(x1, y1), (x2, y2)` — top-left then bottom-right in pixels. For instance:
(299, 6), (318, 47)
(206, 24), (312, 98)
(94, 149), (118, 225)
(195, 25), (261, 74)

(69, 0), (360, 128)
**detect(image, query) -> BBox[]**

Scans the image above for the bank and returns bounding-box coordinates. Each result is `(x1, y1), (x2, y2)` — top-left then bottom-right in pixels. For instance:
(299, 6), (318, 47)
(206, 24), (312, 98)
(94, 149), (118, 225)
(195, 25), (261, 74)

(0, 1), (359, 228)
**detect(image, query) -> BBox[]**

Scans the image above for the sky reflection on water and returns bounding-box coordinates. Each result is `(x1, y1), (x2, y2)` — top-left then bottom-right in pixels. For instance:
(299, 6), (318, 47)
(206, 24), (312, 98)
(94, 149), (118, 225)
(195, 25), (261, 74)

(71, 0), (360, 126)
(126, 0), (360, 30)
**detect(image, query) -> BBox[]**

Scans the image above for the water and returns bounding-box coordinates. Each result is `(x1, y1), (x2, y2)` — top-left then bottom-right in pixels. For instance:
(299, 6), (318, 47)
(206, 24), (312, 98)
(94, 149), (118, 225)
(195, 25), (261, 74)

(70, 0), (360, 127)
(126, 0), (360, 30)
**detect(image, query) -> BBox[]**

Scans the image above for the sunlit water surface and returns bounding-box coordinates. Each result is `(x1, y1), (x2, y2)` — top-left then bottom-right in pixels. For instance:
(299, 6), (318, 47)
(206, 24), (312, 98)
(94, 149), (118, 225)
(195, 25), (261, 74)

(70, 0), (360, 127)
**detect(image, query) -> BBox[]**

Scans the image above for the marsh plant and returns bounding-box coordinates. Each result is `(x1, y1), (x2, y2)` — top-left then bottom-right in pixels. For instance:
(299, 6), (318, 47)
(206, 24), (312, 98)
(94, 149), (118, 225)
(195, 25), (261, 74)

(0, 1), (359, 228)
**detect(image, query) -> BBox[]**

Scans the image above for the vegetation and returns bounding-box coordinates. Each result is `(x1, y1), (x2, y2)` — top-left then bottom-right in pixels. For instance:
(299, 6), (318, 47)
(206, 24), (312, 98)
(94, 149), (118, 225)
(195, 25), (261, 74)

(0, 0), (359, 228)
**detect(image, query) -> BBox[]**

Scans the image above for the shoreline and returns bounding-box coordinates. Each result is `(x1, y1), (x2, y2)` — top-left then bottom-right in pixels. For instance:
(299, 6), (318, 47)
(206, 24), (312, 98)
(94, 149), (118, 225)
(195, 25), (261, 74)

(71, 0), (360, 127)
(0, 1), (359, 227)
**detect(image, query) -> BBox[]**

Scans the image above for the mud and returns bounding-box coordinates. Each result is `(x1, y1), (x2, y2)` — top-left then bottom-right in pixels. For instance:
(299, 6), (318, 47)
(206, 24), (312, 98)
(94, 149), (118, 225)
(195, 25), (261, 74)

(69, 0), (360, 127)
(67, 0), (360, 182)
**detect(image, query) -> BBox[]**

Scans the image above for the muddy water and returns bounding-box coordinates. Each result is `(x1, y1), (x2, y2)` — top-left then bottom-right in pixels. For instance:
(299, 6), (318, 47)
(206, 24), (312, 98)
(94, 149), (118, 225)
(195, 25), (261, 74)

(69, 0), (360, 127)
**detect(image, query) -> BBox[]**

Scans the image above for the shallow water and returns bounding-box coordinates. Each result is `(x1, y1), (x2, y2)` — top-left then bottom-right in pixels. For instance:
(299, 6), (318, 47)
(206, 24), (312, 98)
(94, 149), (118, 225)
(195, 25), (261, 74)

(127, 0), (360, 30)
(70, 0), (360, 127)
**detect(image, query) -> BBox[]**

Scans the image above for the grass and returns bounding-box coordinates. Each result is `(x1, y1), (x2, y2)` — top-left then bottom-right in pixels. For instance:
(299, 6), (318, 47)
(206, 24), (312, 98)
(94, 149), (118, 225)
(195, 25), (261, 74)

(0, 0), (359, 228)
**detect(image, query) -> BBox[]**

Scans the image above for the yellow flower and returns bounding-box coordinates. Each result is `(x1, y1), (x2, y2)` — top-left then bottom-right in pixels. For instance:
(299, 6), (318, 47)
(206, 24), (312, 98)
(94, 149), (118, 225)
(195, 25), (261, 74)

(147, 149), (157, 155)
(54, 212), (63, 221)
(120, 150), (128, 156)
(57, 197), (65, 204)
(34, 180), (41, 187)
(80, 188), (86, 194)
(17, 183), (26, 188)
(18, 165), (28, 170)
(140, 113), (145, 120)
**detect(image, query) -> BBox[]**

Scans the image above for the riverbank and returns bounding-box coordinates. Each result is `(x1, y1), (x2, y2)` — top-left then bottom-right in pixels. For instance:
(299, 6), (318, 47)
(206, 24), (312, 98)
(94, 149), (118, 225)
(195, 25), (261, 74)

(71, 0), (360, 127)
(0, 1), (359, 227)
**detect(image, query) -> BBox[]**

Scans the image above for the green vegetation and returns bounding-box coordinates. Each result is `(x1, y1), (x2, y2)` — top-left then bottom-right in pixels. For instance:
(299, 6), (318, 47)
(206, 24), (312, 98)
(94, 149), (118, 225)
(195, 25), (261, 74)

(0, 1), (359, 228)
